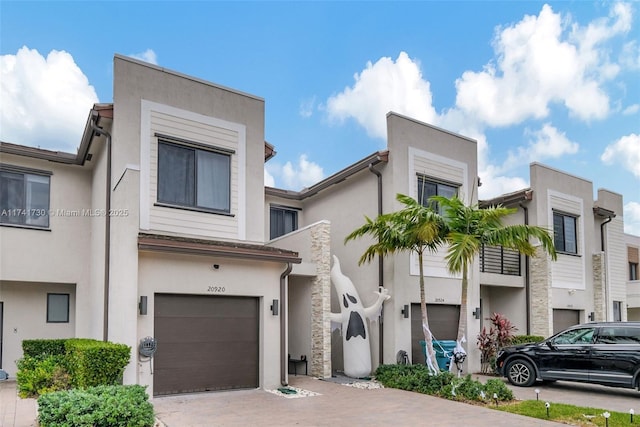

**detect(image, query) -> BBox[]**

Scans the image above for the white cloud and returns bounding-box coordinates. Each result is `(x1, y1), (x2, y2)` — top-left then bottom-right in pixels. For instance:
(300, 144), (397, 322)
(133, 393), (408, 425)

(0, 47), (98, 152)
(455, 3), (631, 127)
(601, 133), (640, 178)
(264, 168), (275, 187)
(478, 164), (529, 200)
(282, 154), (324, 190)
(326, 52), (437, 139)
(129, 49), (157, 65)
(503, 123), (579, 170)
(622, 104), (639, 115)
(299, 96), (316, 118)
(624, 201), (640, 236)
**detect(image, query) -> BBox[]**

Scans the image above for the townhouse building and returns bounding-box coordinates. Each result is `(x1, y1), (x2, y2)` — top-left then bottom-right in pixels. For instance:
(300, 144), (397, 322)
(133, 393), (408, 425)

(627, 233), (640, 321)
(0, 55), (636, 395)
(480, 164), (628, 337)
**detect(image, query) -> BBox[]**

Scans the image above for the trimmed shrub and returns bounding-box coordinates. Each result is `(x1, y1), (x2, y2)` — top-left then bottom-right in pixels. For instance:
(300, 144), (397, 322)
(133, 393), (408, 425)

(374, 364), (513, 403)
(509, 335), (545, 345)
(65, 339), (130, 388)
(37, 385), (155, 427)
(16, 356), (70, 398)
(22, 339), (67, 359)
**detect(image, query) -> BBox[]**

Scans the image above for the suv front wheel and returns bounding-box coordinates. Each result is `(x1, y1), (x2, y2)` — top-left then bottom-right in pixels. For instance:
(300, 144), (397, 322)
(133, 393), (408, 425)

(506, 359), (536, 387)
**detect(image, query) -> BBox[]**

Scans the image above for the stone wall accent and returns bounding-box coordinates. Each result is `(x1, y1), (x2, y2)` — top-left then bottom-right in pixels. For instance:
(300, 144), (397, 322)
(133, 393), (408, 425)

(530, 246), (553, 337)
(310, 222), (332, 378)
(592, 253), (606, 322)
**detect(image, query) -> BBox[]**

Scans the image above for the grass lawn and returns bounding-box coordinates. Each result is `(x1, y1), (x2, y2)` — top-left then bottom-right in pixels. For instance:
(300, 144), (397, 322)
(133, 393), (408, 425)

(494, 400), (635, 426)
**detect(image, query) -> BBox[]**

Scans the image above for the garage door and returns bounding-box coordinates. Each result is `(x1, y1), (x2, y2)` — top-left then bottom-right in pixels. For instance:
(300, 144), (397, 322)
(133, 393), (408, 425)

(411, 304), (459, 365)
(553, 309), (580, 335)
(154, 294), (259, 395)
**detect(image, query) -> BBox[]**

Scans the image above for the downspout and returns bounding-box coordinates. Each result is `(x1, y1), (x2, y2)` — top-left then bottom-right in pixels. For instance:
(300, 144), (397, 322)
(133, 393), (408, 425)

(368, 163), (384, 365)
(280, 262), (293, 386)
(91, 117), (112, 342)
(519, 202), (530, 335)
(600, 215), (614, 321)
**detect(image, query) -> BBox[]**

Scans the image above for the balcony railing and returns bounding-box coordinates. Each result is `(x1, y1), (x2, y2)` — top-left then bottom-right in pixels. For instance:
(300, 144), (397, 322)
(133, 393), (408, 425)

(480, 245), (521, 276)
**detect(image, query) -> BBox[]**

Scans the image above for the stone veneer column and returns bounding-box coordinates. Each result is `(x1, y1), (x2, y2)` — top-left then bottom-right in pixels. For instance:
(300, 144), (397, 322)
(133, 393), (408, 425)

(310, 222), (332, 378)
(592, 253), (606, 322)
(530, 246), (553, 337)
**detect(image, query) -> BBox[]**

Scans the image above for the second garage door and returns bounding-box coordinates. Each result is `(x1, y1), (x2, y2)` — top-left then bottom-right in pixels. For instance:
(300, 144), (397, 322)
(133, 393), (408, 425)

(154, 294), (259, 395)
(411, 303), (460, 365)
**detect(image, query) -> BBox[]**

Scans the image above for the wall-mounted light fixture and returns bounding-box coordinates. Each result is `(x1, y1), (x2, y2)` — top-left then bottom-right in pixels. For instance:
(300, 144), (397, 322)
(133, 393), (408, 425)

(270, 299), (279, 316)
(139, 296), (148, 315)
(588, 311), (595, 321)
(401, 304), (409, 318)
(472, 307), (481, 320)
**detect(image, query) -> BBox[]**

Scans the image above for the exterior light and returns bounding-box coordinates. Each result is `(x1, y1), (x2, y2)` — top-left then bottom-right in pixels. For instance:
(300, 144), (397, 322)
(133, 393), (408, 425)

(603, 411), (610, 427)
(545, 402), (550, 417)
(401, 304), (409, 318)
(630, 409), (634, 423)
(138, 296), (148, 315)
(271, 299), (279, 316)
(473, 307), (481, 320)
(534, 388), (540, 401)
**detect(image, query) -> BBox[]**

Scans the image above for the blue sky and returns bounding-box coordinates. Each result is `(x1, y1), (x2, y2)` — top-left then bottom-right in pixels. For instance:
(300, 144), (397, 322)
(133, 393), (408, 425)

(1, 1), (639, 234)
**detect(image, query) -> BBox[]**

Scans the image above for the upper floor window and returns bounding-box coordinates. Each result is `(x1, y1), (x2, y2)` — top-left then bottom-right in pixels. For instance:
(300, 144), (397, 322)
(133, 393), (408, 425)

(613, 301), (622, 322)
(270, 206), (298, 239)
(157, 141), (230, 214)
(553, 212), (577, 254)
(631, 262), (639, 281)
(0, 167), (50, 228)
(416, 175), (457, 212)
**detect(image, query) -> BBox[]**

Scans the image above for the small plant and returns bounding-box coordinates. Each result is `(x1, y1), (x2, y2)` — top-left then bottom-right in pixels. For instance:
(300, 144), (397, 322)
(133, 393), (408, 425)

(477, 313), (517, 374)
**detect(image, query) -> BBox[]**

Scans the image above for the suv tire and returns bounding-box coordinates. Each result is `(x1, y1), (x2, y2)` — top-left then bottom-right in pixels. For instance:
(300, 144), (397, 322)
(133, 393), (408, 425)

(506, 359), (536, 387)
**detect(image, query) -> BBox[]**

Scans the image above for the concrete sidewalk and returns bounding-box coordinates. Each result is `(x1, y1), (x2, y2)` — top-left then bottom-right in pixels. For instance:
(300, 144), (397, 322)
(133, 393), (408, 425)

(0, 381), (37, 427)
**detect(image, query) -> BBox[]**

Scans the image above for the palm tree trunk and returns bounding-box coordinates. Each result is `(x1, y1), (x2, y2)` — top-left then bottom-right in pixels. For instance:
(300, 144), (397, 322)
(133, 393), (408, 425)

(456, 266), (468, 343)
(419, 251), (439, 372)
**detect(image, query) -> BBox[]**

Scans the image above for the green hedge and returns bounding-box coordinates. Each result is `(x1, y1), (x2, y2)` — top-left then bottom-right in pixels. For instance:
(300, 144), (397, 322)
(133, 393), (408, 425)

(37, 385), (155, 427)
(374, 364), (513, 402)
(509, 335), (545, 345)
(22, 339), (68, 359)
(65, 339), (130, 388)
(17, 338), (131, 398)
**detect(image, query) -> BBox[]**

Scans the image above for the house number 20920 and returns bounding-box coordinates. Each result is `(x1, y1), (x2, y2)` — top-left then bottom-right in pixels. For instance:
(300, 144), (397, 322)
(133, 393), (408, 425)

(207, 286), (226, 293)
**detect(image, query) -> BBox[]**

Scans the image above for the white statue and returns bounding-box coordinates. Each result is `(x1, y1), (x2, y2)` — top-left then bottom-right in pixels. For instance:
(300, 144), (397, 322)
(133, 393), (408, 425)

(329, 255), (390, 378)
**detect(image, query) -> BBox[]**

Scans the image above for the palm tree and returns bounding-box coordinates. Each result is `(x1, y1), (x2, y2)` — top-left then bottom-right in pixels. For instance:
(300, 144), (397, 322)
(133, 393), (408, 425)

(431, 194), (557, 361)
(345, 194), (446, 373)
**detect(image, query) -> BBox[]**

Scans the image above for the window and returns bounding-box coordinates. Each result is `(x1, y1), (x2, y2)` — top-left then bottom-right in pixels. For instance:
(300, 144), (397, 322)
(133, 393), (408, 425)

(553, 212), (577, 254)
(157, 141), (231, 213)
(596, 327), (640, 344)
(613, 301), (622, 322)
(552, 327), (594, 345)
(416, 175), (457, 212)
(47, 293), (69, 323)
(0, 168), (50, 228)
(631, 263), (638, 281)
(270, 206), (298, 239)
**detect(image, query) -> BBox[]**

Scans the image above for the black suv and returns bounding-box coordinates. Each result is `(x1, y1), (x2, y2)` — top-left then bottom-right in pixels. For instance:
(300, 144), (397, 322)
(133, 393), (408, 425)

(496, 322), (640, 390)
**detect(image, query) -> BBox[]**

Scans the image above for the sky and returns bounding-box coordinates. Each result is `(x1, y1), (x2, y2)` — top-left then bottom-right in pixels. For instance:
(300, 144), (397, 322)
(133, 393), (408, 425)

(1, 1), (639, 234)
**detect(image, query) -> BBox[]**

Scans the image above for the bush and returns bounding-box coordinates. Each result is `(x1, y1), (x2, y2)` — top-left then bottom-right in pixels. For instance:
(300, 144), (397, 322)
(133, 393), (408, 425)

(16, 356), (70, 398)
(37, 385), (155, 427)
(374, 364), (513, 403)
(509, 335), (544, 345)
(22, 339), (68, 359)
(17, 338), (131, 398)
(65, 339), (131, 388)
(477, 313), (517, 374)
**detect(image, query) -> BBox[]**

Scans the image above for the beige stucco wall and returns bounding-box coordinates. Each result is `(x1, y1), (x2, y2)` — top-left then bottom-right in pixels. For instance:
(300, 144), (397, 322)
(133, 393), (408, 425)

(109, 55), (270, 388)
(137, 251), (285, 390)
(0, 153), (94, 375)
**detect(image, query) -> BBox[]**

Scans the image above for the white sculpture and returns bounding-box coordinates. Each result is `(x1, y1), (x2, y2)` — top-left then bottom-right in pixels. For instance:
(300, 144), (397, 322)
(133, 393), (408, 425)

(329, 255), (390, 378)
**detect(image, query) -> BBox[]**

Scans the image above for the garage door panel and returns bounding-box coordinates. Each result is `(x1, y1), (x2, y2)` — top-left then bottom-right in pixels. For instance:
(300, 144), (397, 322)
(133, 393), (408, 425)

(410, 304), (460, 365)
(154, 294), (259, 395)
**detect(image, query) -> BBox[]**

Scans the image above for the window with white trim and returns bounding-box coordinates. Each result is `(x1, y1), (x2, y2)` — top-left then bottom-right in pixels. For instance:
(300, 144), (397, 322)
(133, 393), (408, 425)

(157, 140), (231, 214)
(0, 167), (50, 228)
(270, 206), (298, 239)
(553, 212), (578, 254)
(416, 175), (457, 212)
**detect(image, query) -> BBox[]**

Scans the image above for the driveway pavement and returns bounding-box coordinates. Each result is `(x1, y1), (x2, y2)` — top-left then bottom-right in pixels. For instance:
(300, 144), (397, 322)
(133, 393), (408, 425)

(2, 374), (638, 427)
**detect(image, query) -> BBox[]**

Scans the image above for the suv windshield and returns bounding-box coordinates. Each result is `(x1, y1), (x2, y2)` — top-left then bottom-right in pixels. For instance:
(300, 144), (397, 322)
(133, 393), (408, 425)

(551, 327), (595, 345)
